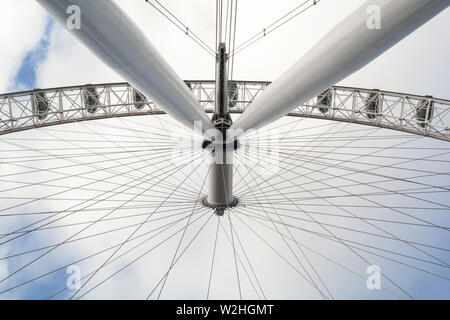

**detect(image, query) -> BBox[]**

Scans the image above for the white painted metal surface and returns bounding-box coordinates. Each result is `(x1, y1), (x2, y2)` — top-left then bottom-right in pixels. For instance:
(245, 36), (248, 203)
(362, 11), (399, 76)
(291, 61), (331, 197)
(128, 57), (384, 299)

(231, 0), (450, 133)
(37, 0), (215, 134)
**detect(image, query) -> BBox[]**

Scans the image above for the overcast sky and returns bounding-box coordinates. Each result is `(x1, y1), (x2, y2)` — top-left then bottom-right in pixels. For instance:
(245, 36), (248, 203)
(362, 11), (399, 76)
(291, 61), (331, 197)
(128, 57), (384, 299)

(0, 0), (449, 300)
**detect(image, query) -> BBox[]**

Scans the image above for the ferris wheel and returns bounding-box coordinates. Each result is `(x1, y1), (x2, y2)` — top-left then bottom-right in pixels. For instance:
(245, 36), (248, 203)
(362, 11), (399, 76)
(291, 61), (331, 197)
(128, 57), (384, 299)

(0, 0), (449, 300)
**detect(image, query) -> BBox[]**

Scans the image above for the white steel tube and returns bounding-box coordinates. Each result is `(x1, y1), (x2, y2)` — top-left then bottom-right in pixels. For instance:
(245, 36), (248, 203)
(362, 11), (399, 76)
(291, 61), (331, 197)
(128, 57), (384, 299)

(37, 0), (215, 134)
(231, 0), (450, 133)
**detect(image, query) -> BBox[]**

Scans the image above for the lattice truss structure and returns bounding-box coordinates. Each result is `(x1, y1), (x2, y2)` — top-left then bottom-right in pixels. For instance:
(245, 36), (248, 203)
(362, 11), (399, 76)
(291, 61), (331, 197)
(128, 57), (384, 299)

(0, 82), (449, 300)
(1, 81), (449, 140)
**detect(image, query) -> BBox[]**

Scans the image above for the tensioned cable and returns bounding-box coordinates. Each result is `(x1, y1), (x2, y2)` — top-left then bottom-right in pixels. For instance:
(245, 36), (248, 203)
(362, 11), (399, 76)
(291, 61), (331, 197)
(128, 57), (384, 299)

(227, 209), (243, 299)
(217, 0), (223, 49)
(234, 120), (344, 192)
(215, 1), (218, 50)
(236, 157), (416, 300)
(236, 136), (446, 244)
(142, 213), (214, 300)
(233, 154), (331, 299)
(217, 217), (262, 299)
(237, 152), (450, 200)
(48, 208), (211, 300)
(0, 149), (206, 248)
(225, 215), (266, 299)
(237, 210), (449, 282)
(235, 207), (450, 269)
(0, 206), (200, 244)
(69, 151), (208, 299)
(0, 117), (207, 210)
(0, 151), (207, 285)
(236, 141), (450, 236)
(0, 141), (202, 213)
(206, 217), (220, 299)
(224, 0), (230, 46)
(144, 0), (215, 57)
(0, 206), (202, 262)
(152, 162), (213, 299)
(234, 122), (448, 270)
(239, 205), (450, 277)
(235, 123), (450, 206)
